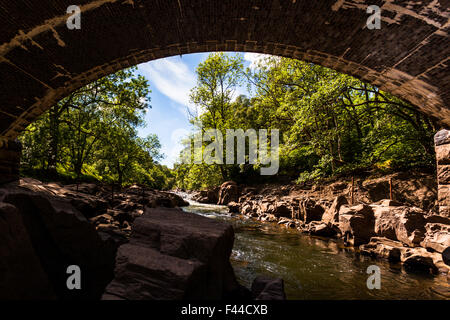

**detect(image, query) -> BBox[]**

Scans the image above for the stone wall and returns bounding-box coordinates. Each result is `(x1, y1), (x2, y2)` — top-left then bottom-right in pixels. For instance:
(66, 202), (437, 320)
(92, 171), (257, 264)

(0, 139), (21, 184)
(435, 130), (450, 218)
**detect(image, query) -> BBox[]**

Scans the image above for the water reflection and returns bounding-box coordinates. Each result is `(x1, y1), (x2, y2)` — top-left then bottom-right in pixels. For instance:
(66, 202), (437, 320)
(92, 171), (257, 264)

(182, 201), (449, 300)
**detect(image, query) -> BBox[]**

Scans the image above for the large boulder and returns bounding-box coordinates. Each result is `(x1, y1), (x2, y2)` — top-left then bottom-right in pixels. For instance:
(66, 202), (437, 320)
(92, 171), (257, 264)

(0, 202), (55, 299)
(371, 203), (427, 247)
(321, 195), (348, 224)
(2, 190), (117, 300)
(217, 181), (239, 205)
(395, 207), (426, 247)
(103, 207), (240, 300)
(193, 187), (219, 204)
(339, 204), (375, 246)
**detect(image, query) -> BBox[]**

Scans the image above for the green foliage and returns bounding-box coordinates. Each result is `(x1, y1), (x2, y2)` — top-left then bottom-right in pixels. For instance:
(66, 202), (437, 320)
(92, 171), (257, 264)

(20, 67), (173, 190)
(174, 54), (437, 189)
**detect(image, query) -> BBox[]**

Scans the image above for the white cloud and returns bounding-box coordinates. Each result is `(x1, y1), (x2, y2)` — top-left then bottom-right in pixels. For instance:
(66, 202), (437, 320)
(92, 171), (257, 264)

(138, 57), (197, 114)
(244, 52), (275, 70)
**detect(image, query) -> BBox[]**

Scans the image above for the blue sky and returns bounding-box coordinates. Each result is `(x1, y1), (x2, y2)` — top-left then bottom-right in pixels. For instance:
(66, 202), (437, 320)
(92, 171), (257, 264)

(136, 52), (268, 168)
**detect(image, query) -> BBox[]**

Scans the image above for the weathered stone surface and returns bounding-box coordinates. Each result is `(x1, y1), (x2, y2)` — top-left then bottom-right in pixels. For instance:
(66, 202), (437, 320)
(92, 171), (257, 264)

(251, 276), (286, 300)
(339, 204), (375, 246)
(360, 237), (403, 262)
(371, 205), (427, 247)
(104, 208), (240, 300)
(322, 195), (348, 224)
(372, 205), (399, 240)
(218, 181), (239, 205)
(434, 129), (450, 147)
(420, 223), (450, 253)
(0, 202), (55, 299)
(438, 184), (450, 206)
(2, 190), (117, 299)
(273, 201), (293, 218)
(299, 199), (324, 223)
(437, 165), (450, 184)
(436, 144), (450, 165)
(395, 207), (427, 247)
(400, 248), (441, 274)
(307, 221), (338, 238)
(103, 244), (206, 300)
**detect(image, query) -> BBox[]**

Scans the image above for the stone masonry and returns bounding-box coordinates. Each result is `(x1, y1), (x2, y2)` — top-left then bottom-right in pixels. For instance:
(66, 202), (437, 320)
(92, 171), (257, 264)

(435, 129), (450, 218)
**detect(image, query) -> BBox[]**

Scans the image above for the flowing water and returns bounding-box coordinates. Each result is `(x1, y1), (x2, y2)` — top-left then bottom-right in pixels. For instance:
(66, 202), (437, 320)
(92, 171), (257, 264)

(182, 200), (450, 300)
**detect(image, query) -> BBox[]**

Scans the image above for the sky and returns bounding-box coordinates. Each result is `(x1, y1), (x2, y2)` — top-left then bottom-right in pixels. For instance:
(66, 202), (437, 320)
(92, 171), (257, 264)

(136, 52), (269, 168)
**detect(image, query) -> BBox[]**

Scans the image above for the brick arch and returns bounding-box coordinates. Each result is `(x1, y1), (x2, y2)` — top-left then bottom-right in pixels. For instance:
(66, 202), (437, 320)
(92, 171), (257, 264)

(0, 0), (449, 139)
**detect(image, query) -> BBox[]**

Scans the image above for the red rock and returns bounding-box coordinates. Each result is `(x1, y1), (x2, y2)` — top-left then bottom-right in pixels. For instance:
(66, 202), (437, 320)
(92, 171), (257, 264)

(217, 181), (239, 205)
(321, 195), (347, 224)
(104, 208), (240, 300)
(339, 204), (375, 246)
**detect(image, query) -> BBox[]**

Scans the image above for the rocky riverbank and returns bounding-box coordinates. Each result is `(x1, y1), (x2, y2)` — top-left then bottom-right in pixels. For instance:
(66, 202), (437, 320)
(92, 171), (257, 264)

(190, 173), (450, 276)
(0, 178), (286, 300)
(0, 178), (190, 299)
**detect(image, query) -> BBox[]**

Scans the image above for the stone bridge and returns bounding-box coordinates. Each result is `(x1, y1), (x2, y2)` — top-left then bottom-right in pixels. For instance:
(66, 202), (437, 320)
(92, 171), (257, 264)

(0, 0), (449, 214)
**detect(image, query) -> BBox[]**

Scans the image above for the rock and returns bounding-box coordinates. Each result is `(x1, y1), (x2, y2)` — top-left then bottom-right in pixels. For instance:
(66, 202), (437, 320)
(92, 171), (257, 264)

(251, 276), (286, 300)
(89, 213), (114, 225)
(272, 201), (292, 218)
(192, 187), (219, 204)
(400, 247), (440, 274)
(104, 207), (240, 300)
(360, 237), (403, 262)
(425, 215), (450, 225)
(372, 205), (399, 240)
(227, 201), (240, 214)
(217, 181), (239, 205)
(299, 199), (324, 223)
(395, 206), (426, 247)
(261, 214), (278, 222)
(3, 190), (117, 299)
(371, 205), (427, 247)
(420, 223), (450, 253)
(65, 183), (99, 195)
(308, 221), (338, 238)
(0, 202), (55, 299)
(107, 209), (133, 224)
(321, 195), (348, 224)
(339, 204), (375, 246)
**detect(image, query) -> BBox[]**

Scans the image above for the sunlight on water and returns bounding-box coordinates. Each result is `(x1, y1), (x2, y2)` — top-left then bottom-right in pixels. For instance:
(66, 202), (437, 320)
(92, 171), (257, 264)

(182, 199), (450, 300)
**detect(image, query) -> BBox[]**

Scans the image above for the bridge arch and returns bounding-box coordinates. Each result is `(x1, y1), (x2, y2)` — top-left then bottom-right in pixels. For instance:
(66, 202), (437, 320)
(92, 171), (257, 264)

(0, 0), (449, 139)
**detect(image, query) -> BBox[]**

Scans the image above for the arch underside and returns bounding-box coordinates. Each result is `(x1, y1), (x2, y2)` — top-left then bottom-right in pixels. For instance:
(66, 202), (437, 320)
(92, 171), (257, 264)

(0, 0), (449, 139)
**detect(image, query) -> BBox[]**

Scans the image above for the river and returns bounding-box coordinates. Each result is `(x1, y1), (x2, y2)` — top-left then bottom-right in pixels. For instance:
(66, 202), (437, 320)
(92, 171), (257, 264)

(182, 200), (450, 300)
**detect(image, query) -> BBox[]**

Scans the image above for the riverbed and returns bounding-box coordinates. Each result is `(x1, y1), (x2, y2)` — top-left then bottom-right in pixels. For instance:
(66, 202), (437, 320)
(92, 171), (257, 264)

(182, 201), (450, 300)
